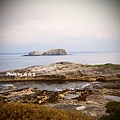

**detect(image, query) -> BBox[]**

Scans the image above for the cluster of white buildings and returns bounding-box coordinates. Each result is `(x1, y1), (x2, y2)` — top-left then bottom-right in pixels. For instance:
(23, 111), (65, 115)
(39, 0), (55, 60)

(6, 72), (35, 77)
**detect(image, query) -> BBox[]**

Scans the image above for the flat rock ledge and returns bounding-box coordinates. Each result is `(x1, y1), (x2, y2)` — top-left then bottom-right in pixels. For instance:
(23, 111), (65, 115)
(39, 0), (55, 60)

(0, 62), (120, 81)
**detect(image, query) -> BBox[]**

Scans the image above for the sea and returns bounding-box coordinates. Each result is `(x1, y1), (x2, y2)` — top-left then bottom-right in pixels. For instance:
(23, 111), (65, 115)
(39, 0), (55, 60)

(0, 52), (120, 72)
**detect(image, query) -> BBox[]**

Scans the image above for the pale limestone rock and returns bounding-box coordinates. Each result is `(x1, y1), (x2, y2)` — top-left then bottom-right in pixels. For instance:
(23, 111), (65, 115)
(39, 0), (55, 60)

(43, 49), (67, 55)
(29, 51), (42, 56)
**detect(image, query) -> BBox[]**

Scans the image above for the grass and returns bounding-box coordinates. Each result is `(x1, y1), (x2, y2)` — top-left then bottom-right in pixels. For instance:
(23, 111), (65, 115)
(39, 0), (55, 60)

(94, 63), (120, 70)
(100, 101), (120, 120)
(86, 63), (120, 70)
(106, 101), (120, 113)
(0, 102), (96, 120)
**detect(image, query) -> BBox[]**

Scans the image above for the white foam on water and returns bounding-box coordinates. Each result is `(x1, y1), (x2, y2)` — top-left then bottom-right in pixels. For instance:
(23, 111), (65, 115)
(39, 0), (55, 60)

(69, 87), (74, 90)
(55, 88), (64, 91)
(81, 83), (90, 89)
(2, 84), (13, 87)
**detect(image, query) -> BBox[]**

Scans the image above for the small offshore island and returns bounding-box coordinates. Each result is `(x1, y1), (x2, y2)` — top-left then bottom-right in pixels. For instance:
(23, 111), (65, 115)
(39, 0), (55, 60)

(23, 48), (67, 56)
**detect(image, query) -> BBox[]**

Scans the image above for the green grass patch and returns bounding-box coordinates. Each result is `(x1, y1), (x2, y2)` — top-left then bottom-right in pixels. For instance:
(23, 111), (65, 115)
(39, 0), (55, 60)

(94, 63), (120, 70)
(105, 101), (120, 113)
(100, 101), (120, 120)
(100, 112), (120, 120)
(86, 63), (120, 70)
(0, 102), (96, 120)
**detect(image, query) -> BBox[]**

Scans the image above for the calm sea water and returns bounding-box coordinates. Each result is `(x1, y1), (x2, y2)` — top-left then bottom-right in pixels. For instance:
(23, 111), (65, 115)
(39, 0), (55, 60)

(0, 81), (93, 92)
(0, 81), (120, 92)
(0, 52), (120, 72)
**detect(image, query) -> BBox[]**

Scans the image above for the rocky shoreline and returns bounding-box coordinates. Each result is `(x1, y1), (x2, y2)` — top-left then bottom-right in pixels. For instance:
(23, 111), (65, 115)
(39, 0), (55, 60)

(0, 81), (120, 119)
(0, 62), (120, 81)
(0, 61), (120, 119)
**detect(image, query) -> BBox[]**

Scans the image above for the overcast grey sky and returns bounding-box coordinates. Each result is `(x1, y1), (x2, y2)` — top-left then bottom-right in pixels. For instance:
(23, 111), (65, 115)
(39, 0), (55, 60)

(0, 0), (120, 53)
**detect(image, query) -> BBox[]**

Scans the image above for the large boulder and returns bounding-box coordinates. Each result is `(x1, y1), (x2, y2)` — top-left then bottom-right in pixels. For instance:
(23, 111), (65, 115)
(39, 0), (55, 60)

(28, 51), (42, 56)
(43, 49), (67, 55)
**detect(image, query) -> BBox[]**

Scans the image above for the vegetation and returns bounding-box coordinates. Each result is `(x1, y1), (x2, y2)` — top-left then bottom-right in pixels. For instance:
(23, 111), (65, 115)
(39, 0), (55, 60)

(0, 102), (96, 120)
(100, 101), (120, 120)
(106, 101), (120, 113)
(86, 63), (120, 70)
(94, 63), (120, 70)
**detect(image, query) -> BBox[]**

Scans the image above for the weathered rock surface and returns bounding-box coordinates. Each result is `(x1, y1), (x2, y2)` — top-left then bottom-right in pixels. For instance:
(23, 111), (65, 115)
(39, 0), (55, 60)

(24, 51), (42, 56)
(43, 49), (67, 55)
(0, 62), (120, 81)
(23, 49), (67, 56)
(0, 82), (120, 119)
(29, 51), (42, 56)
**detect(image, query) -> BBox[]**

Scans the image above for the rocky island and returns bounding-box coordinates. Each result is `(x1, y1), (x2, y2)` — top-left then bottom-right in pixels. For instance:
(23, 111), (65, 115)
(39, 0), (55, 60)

(23, 49), (67, 56)
(43, 49), (67, 55)
(0, 62), (120, 81)
(23, 51), (42, 56)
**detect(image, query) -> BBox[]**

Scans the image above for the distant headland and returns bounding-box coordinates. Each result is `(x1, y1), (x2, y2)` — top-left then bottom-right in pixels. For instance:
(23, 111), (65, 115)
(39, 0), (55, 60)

(23, 49), (67, 56)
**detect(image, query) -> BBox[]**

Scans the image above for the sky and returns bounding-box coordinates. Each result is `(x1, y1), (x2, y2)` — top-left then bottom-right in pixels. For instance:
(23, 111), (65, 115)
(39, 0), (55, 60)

(0, 0), (120, 53)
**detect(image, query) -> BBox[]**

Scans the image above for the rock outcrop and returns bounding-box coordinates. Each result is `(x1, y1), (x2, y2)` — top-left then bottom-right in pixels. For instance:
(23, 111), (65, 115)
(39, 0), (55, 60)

(24, 51), (42, 56)
(29, 51), (42, 56)
(0, 81), (120, 118)
(0, 62), (120, 81)
(23, 49), (67, 56)
(43, 49), (67, 55)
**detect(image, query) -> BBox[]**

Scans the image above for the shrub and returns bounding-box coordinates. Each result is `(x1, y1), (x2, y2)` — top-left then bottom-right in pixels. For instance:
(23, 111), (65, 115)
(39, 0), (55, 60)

(0, 102), (96, 120)
(100, 101), (120, 120)
(106, 101), (120, 113)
